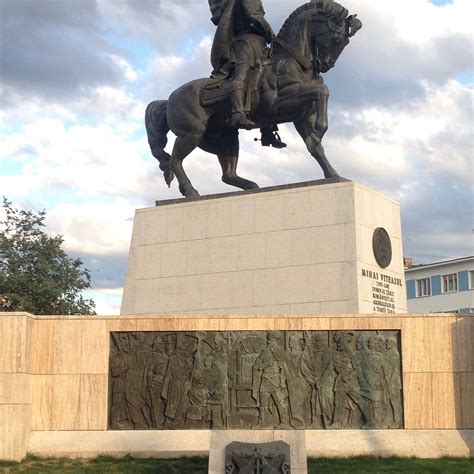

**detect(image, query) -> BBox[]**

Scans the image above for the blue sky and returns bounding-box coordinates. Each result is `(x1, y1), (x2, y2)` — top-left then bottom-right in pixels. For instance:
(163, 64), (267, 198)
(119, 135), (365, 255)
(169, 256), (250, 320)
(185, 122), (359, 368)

(1, 0), (472, 314)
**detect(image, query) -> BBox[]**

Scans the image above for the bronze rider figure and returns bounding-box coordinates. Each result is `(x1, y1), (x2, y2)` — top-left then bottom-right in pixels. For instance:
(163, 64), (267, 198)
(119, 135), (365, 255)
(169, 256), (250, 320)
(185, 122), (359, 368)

(209, 0), (286, 148)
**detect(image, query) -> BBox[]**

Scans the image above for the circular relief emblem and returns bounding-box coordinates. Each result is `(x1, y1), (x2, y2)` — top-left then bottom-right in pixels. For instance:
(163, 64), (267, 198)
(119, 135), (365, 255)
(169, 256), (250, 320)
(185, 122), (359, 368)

(372, 227), (392, 269)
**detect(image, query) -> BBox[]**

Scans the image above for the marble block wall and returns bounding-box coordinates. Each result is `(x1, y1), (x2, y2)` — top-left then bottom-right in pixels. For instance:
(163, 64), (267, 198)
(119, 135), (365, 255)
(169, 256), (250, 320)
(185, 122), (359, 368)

(1, 311), (473, 461)
(0, 313), (33, 461)
(121, 181), (407, 315)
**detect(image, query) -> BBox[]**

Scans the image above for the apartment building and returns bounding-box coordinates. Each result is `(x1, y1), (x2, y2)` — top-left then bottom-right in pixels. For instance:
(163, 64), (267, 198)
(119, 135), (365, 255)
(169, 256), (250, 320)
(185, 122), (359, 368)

(405, 256), (474, 313)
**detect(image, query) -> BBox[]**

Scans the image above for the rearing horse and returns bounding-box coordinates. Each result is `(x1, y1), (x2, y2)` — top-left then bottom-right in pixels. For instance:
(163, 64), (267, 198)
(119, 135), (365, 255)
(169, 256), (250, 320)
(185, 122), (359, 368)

(145, 0), (362, 198)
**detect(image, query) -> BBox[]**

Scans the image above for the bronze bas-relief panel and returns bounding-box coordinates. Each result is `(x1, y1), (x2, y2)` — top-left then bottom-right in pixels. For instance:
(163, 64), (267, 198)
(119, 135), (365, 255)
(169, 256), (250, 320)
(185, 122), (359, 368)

(108, 330), (403, 430)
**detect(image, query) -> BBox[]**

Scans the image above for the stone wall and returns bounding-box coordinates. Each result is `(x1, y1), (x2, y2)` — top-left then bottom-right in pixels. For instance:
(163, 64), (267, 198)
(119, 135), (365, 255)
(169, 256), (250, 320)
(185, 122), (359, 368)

(1, 312), (473, 460)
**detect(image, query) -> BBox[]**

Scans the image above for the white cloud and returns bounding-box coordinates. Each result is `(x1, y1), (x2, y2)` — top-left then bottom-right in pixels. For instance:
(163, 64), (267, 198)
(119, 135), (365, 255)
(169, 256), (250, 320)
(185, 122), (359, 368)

(388, 0), (473, 44)
(46, 201), (134, 256)
(84, 288), (123, 315)
(1, 0), (472, 314)
(147, 36), (212, 98)
(111, 55), (139, 82)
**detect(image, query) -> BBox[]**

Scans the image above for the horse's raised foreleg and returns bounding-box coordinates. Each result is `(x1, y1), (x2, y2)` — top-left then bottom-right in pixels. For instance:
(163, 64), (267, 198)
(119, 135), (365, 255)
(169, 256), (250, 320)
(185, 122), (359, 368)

(202, 132), (259, 190)
(170, 135), (202, 198)
(219, 150), (259, 191)
(294, 113), (339, 178)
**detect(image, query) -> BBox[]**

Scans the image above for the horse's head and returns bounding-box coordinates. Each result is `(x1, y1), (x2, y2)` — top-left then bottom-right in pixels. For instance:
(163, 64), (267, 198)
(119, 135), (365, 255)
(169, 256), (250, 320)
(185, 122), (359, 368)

(311, 0), (362, 73)
(276, 0), (362, 74)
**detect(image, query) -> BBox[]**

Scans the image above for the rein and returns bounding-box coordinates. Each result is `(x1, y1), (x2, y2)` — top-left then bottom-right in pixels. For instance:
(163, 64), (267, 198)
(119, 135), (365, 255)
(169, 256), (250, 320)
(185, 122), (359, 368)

(274, 37), (313, 71)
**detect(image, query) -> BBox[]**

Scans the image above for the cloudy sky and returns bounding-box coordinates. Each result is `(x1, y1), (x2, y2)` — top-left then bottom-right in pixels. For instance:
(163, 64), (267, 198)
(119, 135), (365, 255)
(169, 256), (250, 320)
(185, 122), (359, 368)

(1, 0), (472, 314)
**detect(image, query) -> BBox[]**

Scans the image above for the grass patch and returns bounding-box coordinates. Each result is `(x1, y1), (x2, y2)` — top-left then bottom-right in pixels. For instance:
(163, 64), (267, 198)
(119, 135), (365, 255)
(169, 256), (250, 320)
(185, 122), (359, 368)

(307, 456), (474, 473)
(0, 455), (472, 473)
(0, 455), (208, 473)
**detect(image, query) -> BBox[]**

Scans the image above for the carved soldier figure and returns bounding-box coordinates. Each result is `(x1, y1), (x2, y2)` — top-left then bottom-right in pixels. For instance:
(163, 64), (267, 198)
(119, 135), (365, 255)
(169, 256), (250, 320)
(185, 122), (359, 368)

(252, 332), (303, 428)
(209, 0), (286, 147)
(355, 333), (386, 428)
(383, 336), (402, 427)
(110, 333), (153, 430)
(161, 335), (198, 428)
(186, 370), (211, 428)
(354, 333), (371, 394)
(110, 334), (132, 429)
(143, 335), (169, 428)
(330, 331), (372, 429)
(364, 335), (389, 427)
(300, 332), (335, 428)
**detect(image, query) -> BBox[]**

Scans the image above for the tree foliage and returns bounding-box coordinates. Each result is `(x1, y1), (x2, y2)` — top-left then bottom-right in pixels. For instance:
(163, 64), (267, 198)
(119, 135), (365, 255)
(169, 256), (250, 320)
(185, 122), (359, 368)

(0, 198), (96, 315)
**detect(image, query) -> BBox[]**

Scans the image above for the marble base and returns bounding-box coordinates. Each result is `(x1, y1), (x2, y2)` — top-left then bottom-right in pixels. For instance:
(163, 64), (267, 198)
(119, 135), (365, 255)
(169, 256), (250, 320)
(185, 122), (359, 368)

(2, 312), (472, 462)
(121, 180), (407, 315)
(27, 430), (473, 460)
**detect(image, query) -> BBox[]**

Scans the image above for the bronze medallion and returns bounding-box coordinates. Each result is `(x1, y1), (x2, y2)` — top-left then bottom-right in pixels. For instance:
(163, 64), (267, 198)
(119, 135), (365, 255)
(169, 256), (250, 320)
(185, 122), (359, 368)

(372, 227), (392, 268)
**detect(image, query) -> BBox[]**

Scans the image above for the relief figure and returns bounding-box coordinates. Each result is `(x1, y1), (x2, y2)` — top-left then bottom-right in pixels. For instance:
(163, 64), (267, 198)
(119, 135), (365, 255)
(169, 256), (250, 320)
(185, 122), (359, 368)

(162, 335), (198, 428)
(143, 335), (170, 428)
(110, 341), (132, 429)
(110, 333), (152, 429)
(330, 331), (372, 429)
(383, 336), (403, 427)
(300, 332), (335, 428)
(252, 332), (304, 429)
(354, 334), (385, 428)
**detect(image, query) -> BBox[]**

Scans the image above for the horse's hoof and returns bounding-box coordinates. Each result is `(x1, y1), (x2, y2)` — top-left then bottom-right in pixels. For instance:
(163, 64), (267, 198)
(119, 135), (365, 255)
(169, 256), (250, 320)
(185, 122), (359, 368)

(324, 173), (341, 180)
(185, 189), (200, 199)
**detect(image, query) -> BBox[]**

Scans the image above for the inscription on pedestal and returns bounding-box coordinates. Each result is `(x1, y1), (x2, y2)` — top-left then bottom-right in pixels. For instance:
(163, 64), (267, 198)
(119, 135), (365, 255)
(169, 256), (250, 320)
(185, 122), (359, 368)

(108, 330), (403, 430)
(361, 269), (404, 314)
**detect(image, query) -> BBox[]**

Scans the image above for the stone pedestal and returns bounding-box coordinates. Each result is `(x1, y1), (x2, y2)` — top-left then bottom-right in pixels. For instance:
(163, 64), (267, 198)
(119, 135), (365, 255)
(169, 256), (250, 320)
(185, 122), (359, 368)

(121, 180), (407, 315)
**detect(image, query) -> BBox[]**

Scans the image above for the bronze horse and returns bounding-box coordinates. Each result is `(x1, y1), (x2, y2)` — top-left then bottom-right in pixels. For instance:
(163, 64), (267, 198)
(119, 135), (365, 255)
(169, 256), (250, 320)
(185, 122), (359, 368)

(145, 1), (362, 198)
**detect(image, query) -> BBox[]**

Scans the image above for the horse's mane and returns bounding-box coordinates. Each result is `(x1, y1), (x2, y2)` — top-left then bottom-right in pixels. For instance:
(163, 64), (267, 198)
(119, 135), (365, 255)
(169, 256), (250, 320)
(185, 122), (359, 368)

(277, 2), (315, 41)
(277, 0), (349, 41)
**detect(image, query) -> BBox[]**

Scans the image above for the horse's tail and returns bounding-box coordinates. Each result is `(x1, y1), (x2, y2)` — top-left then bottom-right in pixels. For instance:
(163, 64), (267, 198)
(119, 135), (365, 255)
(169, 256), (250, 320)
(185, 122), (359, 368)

(145, 100), (174, 186)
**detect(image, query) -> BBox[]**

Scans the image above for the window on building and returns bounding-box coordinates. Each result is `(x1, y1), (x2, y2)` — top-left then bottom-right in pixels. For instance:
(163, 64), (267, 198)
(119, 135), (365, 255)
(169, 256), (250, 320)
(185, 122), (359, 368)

(442, 273), (458, 293)
(416, 278), (431, 297)
(469, 270), (474, 289)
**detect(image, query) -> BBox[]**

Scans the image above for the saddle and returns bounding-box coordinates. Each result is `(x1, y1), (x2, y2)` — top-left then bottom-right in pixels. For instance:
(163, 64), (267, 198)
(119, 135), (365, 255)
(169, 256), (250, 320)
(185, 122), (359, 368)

(200, 65), (265, 107)
(200, 74), (234, 106)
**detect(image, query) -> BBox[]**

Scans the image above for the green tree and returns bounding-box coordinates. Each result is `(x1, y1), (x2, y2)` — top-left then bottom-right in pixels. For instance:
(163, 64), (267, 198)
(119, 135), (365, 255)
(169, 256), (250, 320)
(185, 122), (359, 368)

(0, 198), (96, 315)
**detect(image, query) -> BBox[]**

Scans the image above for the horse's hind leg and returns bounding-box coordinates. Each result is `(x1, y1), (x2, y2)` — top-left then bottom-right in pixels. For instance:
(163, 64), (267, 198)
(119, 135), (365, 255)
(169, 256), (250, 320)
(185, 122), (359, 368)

(217, 134), (259, 191)
(170, 135), (202, 198)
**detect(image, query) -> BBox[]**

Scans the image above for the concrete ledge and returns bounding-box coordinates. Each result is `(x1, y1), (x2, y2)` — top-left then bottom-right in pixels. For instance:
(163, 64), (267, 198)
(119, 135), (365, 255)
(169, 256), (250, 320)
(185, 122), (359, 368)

(154, 177), (350, 207)
(306, 430), (474, 458)
(28, 430), (211, 459)
(27, 430), (473, 459)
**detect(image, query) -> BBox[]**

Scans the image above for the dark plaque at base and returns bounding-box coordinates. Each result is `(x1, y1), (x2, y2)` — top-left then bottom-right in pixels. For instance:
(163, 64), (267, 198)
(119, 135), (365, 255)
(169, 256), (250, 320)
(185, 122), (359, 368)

(225, 441), (290, 473)
(108, 330), (403, 430)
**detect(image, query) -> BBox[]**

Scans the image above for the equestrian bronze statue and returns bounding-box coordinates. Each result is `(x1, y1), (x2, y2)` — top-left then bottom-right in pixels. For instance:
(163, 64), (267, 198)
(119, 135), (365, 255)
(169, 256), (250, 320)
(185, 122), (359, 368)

(145, 0), (362, 198)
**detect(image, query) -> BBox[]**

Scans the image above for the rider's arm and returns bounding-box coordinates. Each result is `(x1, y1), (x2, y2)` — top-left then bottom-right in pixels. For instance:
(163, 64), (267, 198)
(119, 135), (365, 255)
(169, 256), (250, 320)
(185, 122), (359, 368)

(241, 0), (274, 41)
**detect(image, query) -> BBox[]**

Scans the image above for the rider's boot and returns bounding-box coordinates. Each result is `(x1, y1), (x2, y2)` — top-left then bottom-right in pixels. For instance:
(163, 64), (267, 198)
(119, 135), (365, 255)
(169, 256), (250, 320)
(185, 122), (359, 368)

(261, 126), (287, 148)
(230, 88), (255, 130)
